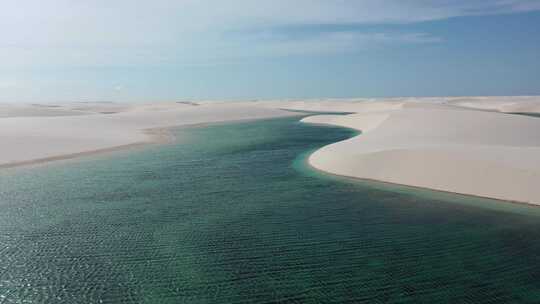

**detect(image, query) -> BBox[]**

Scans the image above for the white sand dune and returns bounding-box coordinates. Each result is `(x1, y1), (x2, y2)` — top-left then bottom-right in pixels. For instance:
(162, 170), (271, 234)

(255, 99), (405, 113)
(2, 97), (540, 205)
(0, 102), (296, 168)
(300, 98), (540, 205)
(443, 96), (540, 114)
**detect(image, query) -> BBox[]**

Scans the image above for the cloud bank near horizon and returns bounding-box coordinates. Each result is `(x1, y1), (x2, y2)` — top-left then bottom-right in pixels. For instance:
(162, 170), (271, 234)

(2, 0), (539, 68)
(1, 1), (539, 101)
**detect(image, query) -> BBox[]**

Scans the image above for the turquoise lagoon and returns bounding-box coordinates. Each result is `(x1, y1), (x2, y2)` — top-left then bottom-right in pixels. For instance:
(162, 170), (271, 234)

(1, 116), (540, 303)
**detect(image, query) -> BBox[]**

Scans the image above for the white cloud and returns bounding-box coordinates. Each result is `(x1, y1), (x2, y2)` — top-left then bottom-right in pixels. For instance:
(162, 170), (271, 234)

(232, 31), (443, 57)
(0, 0), (537, 68)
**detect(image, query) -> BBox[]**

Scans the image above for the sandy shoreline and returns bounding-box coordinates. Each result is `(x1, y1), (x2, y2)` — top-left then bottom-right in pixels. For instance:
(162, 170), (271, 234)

(293, 97), (540, 206)
(0, 142), (150, 170)
(0, 102), (298, 169)
(305, 154), (540, 208)
(2, 97), (540, 206)
(0, 126), (178, 170)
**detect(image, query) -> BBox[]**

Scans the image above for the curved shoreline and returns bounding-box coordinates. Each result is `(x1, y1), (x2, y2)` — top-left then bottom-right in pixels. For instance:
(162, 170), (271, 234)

(292, 134), (540, 217)
(305, 155), (540, 208)
(0, 104), (299, 170)
(0, 127), (178, 170)
(3, 98), (540, 207)
(299, 104), (540, 206)
(293, 123), (534, 208)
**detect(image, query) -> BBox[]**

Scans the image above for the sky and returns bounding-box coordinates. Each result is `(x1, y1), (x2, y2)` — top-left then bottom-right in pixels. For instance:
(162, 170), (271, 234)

(1, 0), (540, 102)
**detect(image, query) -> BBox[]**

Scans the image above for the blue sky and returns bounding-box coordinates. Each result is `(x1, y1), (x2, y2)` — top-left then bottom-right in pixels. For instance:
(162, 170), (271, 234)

(1, 0), (539, 102)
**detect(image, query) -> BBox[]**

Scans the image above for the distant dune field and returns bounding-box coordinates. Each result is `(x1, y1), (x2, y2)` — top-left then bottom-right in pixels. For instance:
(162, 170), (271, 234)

(2, 96), (540, 205)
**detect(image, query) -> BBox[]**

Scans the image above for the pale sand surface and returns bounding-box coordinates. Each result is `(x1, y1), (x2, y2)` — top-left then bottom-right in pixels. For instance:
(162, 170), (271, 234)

(299, 97), (540, 205)
(444, 96), (540, 113)
(0, 102), (296, 168)
(2, 97), (540, 205)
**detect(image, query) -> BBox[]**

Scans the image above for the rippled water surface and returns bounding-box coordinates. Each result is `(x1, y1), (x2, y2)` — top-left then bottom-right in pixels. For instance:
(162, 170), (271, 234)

(2, 117), (540, 303)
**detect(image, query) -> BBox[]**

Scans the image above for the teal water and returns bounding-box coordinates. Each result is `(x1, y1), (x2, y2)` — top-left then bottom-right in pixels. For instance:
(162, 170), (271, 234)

(2, 117), (540, 303)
